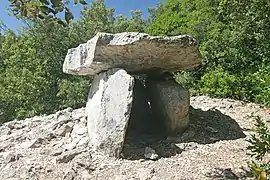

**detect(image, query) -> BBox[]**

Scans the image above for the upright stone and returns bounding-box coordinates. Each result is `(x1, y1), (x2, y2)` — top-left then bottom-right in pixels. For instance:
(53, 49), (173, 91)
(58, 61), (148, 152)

(147, 79), (190, 135)
(86, 68), (134, 157)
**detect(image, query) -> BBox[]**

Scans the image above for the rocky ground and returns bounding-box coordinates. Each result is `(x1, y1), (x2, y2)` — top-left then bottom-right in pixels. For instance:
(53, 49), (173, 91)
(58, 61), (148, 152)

(0, 96), (269, 180)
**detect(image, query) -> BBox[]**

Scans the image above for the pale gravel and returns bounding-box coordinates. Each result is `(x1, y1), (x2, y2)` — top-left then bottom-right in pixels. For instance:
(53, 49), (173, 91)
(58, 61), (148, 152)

(0, 96), (269, 180)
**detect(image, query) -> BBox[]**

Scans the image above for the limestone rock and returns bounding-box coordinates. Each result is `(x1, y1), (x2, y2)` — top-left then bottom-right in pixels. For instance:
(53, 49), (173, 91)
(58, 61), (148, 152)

(63, 168), (77, 180)
(71, 124), (87, 138)
(7, 122), (25, 130)
(50, 148), (63, 156)
(137, 168), (156, 180)
(147, 79), (190, 135)
(175, 142), (198, 151)
(56, 122), (73, 137)
(86, 68), (134, 157)
(77, 137), (89, 148)
(144, 147), (159, 160)
(63, 32), (201, 76)
(29, 137), (48, 148)
(56, 149), (85, 163)
(0, 96), (268, 179)
(3, 152), (18, 163)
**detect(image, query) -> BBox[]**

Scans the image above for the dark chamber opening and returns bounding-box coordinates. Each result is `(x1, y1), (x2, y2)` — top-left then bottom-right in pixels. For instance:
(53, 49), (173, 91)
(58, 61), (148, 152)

(126, 76), (166, 138)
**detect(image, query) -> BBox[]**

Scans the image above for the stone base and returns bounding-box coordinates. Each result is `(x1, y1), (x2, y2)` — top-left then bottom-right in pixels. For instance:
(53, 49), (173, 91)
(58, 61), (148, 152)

(146, 79), (190, 135)
(86, 69), (190, 157)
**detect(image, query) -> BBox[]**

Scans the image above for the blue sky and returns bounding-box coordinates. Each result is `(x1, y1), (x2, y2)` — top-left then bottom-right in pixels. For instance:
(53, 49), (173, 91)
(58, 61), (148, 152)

(0, 0), (163, 31)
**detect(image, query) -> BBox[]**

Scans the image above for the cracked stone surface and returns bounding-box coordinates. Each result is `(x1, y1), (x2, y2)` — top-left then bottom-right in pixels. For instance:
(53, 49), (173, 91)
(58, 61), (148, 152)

(86, 68), (134, 158)
(63, 32), (201, 76)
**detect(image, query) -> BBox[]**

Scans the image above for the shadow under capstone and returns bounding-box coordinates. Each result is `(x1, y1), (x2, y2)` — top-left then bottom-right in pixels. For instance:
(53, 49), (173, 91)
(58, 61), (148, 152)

(126, 76), (166, 137)
(122, 81), (246, 160)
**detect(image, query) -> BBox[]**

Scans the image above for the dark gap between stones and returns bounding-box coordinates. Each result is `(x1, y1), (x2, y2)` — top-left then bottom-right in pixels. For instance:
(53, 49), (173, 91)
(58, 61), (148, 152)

(123, 74), (168, 159)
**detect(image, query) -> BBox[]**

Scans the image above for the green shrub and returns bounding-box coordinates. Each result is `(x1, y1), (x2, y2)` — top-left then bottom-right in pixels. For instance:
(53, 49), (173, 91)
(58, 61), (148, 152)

(148, 0), (270, 107)
(198, 67), (239, 98)
(0, 0), (147, 123)
(247, 116), (270, 179)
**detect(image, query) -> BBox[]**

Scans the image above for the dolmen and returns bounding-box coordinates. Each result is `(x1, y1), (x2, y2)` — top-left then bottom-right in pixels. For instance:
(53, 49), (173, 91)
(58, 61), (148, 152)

(63, 32), (202, 157)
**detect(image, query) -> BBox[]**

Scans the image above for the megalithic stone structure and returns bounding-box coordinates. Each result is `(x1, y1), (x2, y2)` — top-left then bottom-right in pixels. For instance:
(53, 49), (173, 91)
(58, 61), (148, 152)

(63, 32), (202, 158)
(63, 32), (201, 76)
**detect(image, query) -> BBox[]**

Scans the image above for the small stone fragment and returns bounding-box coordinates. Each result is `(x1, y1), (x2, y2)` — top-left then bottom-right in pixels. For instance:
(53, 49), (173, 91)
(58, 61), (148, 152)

(114, 175), (129, 180)
(144, 147), (159, 160)
(175, 142), (198, 151)
(76, 137), (89, 148)
(137, 168), (156, 180)
(46, 168), (53, 173)
(71, 124), (87, 138)
(50, 148), (63, 156)
(56, 122), (73, 137)
(72, 108), (86, 120)
(56, 150), (84, 163)
(45, 132), (57, 141)
(4, 153), (16, 163)
(0, 127), (11, 135)
(29, 137), (48, 148)
(64, 141), (78, 151)
(63, 168), (76, 180)
(7, 121), (25, 130)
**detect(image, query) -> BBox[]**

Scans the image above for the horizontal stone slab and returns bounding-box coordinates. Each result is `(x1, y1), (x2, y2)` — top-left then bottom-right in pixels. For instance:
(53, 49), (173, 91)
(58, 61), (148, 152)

(63, 32), (202, 76)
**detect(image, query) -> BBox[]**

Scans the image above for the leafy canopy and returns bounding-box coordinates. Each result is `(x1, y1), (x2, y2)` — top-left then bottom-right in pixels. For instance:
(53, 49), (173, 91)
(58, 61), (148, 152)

(8, 0), (87, 25)
(1, 0), (147, 123)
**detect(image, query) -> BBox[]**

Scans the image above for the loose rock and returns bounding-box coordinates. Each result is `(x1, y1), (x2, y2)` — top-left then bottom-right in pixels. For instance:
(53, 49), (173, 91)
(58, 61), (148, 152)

(144, 147), (159, 160)
(56, 150), (84, 163)
(56, 122), (73, 137)
(29, 137), (48, 148)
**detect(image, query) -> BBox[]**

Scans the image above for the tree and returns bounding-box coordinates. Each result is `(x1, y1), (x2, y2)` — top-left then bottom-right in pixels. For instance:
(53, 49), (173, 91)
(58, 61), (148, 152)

(199, 0), (270, 104)
(1, 0), (148, 123)
(8, 0), (87, 25)
(114, 10), (147, 33)
(147, 0), (219, 44)
(148, 0), (270, 106)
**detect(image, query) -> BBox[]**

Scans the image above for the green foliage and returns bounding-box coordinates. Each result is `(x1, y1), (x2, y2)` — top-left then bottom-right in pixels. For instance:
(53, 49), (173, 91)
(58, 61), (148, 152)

(1, 0), (147, 123)
(78, 0), (115, 37)
(114, 10), (147, 33)
(0, 24), (90, 122)
(57, 78), (90, 109)
(173, 71), (200, 96)
(199, 67), (239, 98)
(247, 117), (270, 161)
(149, 0), (270, 107)
(8, 0), (87, 25)
(195, 67), (270, 105)
(147, 0), (219, 44)
(246, 116), (270, 179)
